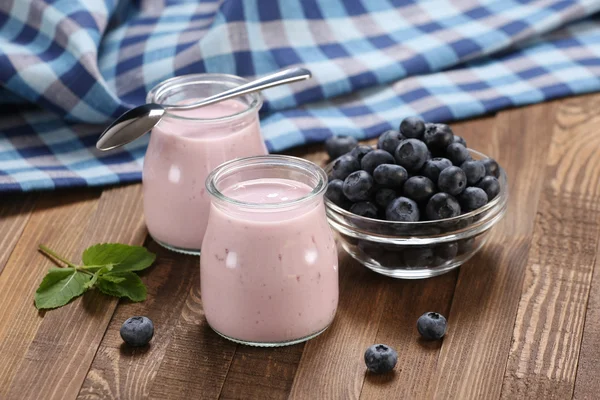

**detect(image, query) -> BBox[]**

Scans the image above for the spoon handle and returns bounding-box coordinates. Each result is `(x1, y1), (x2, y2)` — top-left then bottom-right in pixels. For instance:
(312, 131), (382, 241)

(166, 67), (312, 111)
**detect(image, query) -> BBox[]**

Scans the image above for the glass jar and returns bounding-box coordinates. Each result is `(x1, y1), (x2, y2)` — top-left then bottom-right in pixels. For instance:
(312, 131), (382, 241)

(201, 155), (339, 346)
(143, 74), (268, 255)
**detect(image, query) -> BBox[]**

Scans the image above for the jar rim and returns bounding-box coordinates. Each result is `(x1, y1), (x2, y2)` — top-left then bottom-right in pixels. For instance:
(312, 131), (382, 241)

(205, 155), (328, 209)
(146, 73), (263, 122)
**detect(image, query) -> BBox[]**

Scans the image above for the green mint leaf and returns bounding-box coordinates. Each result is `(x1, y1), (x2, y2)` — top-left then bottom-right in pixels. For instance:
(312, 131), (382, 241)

(83, 266), (112, 290)
(82, 244), (155, 273)
(96, 272), (146, 302)
(35, 268), (91, 309)
(99, 274), (125, 284)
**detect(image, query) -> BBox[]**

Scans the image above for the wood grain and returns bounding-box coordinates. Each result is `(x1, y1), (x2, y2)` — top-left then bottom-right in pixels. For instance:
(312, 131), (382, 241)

(5, 184), (146, 400)
(147, 282), (237, 399)
(501, 95), (600, 398)
(0, 191), (101, 398)
(0, 195), (37, 274)
(77, 241), (199, 400)
(430, 101), (557, 399)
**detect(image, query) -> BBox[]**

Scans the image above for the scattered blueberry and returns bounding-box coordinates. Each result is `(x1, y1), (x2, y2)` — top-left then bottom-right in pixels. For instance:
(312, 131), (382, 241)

(361, 149), (395, 174)
(421, 157), (452, 182)
(120, 316), (154, 347)
(438, 166), (467, 196)
(445, 143), (472, 166)
(425, 193), (461, 220)
(377, 130), (405, 154)
(452, 135), (467, 147)
(364, 344), (398, 374)
(403, 246), (435, 268)
(403, 176), (436, 203)
(386, 196), (420, 222)
(481, 158), (500, 178)
(325, 136), (358, 159)
(417, 312), (447, 340)
(460, 160), (485, 185)
(394, 139), (429, 171)
(424, 123), (454, 150)
(350, 202), (378, 218)
(458, 187), (488, 211)
(350, 145), (373, 162)
(374, 188), (397, 209)
(343, 170), (374, 202)
(330, 154), (360, 180)
(326, 179), (349, 208)
(400, 116), (425, 139)
(477, 175), (500, 200)
(373, 164), (408, 189)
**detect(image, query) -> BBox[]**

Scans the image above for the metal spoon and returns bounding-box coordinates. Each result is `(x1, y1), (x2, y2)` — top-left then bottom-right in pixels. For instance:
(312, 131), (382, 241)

(96, 67), (312, 151)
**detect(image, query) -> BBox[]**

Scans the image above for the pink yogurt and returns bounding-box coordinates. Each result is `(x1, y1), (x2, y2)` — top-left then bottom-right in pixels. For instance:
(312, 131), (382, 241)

(143, 99), (267, 253)
(201, 168), (339, 345)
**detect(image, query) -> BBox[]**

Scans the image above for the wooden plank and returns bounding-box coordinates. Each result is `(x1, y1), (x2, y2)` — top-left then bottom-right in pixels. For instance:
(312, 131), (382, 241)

(501, 95), (600, 398)
(359, 116), (496, 399)
(0, 191), (101, 399)
(5, 184), (147, 400)
(573, 236), (600, 400)
(77, 241), (199, 400)
(147, 280), (237, 399)
(0, 195), (37, 274)
(430, 101), (557, 399)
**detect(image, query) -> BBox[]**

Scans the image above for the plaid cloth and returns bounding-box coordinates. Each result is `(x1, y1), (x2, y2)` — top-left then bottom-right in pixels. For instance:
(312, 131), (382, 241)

(1, 0), (600, 192)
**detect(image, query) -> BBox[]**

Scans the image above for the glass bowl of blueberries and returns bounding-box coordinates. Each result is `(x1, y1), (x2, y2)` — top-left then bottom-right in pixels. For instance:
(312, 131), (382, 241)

(324, 117), (508, 279)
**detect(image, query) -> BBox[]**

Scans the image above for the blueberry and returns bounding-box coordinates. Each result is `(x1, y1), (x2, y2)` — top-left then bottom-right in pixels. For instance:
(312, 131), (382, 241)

(361, 149), (395, 174)
(343, 170), (374, 202)
(394, 139), (429, 171)
(403, 176), (436, 203)
(330, 154), (360, 180)
(458, 187), (488, 211)
(425, 192), (461, 220)
(350, 145), (373, 162)
(364, 344), (398, 374)
(386, 196), (420, 222)
(377, 130), (404, 154)
(452, 135), (467, 147)
(120, 316), (154, 347)
(460, 160), (485, 185)
(417, 312), (447, 340)
(424, 123), (454, 150)
(445, 143), (472, 166)
(404, 247), (435, 268)
(458, 237), (475, 254)
(373, 164), (408, 189)
(438, 166), (467, 196)
(350, 202), (378, 218)
(325, 136), (358, 159)
(326, 179), (349, 207)
(477, 176), (500, 200)
(399, 116), (425, 139)
(374, 188), (397, 209)
(421, 158), (452, 182)
(433, 242), (458, 263)
(481, 158), (500, 178)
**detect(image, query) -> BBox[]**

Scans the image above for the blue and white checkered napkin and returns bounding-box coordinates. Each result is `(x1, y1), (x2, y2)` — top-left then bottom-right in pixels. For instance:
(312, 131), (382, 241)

(2, 0), (600, 192)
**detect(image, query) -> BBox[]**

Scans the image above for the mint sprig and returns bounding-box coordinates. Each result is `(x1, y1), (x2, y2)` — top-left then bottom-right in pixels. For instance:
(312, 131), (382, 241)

(35, 243), (156, 310)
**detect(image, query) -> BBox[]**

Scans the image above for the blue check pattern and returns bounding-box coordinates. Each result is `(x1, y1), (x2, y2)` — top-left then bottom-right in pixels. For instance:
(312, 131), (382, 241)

(2, 0), (600, 191)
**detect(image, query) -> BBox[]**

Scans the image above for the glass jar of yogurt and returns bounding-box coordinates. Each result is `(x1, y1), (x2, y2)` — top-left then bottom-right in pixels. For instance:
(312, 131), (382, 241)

(201, 155), (339, 346)
(143, 74), (268, 255)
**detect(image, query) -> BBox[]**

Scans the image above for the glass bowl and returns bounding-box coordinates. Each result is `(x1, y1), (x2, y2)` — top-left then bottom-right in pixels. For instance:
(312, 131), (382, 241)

(325, 149), (508, 279)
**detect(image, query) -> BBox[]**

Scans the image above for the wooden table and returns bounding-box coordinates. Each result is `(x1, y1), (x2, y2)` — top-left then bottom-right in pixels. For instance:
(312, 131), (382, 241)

(1, 93), (600, 400)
